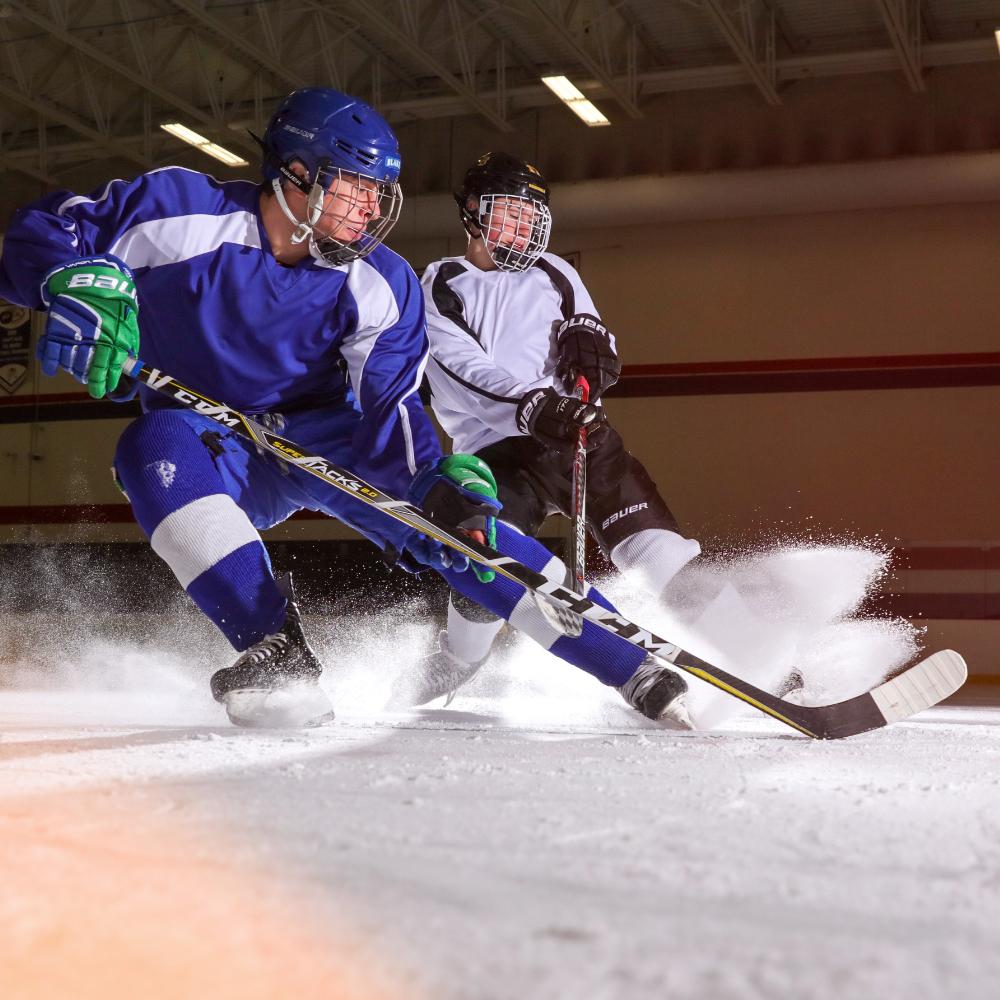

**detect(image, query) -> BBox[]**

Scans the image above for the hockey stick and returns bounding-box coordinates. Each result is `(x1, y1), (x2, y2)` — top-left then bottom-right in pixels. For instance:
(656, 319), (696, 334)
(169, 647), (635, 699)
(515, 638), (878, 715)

(121, 358), (967, 739)
(568, 374), (590, 591)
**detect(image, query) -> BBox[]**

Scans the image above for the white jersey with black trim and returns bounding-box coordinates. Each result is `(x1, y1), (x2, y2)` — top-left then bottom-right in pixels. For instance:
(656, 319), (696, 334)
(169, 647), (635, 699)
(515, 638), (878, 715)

(422, 252), (612, 454)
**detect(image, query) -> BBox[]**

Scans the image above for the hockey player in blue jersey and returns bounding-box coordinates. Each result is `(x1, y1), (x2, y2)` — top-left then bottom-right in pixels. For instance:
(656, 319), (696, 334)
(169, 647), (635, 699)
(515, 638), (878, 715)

(0, 87), (689, 728)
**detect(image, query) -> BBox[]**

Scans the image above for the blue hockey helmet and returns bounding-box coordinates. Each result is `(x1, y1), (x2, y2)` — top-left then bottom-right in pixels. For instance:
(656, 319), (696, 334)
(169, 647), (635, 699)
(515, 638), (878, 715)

(258, 88), (403, 265)
(261, 87), (402, 185)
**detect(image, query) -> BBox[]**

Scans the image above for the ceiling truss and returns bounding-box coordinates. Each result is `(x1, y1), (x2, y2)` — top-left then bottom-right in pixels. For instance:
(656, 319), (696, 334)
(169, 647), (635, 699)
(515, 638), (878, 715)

(875, 0), (925, 93)
(0, 0), (994, 182)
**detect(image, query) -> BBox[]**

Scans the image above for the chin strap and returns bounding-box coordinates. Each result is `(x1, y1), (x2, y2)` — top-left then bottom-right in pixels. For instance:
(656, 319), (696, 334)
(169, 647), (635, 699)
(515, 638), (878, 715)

(271, 177), (313, 245)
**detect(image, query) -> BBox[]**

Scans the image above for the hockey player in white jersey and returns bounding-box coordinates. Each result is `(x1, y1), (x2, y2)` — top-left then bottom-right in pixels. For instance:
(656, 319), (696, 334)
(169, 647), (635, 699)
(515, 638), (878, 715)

(393, 152), (702, 708)
(0, 95), (692, 729)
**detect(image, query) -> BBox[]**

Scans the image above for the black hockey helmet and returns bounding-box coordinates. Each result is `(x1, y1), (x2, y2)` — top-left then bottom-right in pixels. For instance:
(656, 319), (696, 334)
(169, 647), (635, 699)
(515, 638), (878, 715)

(455, 152), (553, 271)
(455, 151), (550, 222)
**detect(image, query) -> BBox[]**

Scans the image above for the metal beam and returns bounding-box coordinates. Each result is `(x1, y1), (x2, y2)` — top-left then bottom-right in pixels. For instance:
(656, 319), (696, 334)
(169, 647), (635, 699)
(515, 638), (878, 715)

(0, 152), (59, 186)
(2, 34), (996, 175)
(6, 0), (259, 156)
(759, 0), (802, 56)
(0, 78), (153, 170)
(169, 0), (309, 90)
(614, 0), (674, 67)
(335, 0), (512, 131)
(299, 0), (420, 91)
(875, 0), (925, 92)
(525, 0), (642, 118)
(458, 0), (548, 82)
(374, 36), (990, 117)
(701, 0), (781, 105)
(117, 0), (152, 79)
(311, 9), (345, 91)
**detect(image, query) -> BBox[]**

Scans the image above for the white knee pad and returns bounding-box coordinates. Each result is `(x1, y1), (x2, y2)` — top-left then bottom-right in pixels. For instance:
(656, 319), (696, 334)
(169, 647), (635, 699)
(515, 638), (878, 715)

(610, 528), (702, 594)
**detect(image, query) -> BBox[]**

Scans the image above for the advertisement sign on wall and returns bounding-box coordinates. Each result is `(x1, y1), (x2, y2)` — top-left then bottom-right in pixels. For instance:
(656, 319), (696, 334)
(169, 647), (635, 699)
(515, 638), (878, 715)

(0, 300), (32, 395)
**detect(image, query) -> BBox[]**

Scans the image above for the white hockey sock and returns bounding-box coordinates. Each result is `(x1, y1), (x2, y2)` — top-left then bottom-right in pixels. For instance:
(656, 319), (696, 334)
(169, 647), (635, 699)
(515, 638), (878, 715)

(610, 528), (702, 594)
(446, 596), (505, 665)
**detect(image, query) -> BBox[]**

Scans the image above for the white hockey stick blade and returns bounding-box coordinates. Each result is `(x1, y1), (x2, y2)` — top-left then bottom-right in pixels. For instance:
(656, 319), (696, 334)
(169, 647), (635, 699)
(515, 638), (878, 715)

(869, 649), (968, 726)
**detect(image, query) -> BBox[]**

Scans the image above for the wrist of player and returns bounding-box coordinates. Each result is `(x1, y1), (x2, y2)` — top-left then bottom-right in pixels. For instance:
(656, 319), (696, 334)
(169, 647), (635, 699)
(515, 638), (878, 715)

(39, 254), (141, 399)
(515, 387), (608, 454)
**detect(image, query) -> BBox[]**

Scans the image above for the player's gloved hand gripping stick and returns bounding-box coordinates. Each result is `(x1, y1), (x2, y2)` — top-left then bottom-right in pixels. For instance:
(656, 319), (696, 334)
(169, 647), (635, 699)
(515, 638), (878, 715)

(406, 454), (500, 583)
(39, 255), (142, 400)
(121, 357), (968, 740)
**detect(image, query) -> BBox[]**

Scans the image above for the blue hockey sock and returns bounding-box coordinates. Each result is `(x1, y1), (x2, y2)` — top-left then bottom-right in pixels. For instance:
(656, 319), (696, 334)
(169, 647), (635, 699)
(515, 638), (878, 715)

(114, 410), (285, 650)
(441, 522), (645, 687)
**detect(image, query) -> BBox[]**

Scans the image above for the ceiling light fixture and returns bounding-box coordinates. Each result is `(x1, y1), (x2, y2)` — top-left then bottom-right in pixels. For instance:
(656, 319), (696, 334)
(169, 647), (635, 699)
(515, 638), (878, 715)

(160, 123), (248, 167)
(540, 75), (610, 127)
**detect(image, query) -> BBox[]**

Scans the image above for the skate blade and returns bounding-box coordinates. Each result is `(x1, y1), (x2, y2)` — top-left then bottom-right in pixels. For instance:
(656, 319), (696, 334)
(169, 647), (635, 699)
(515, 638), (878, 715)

(657, 695), (694, 730)
(223, 680), (335, 729)
(385, 685), (461, 711)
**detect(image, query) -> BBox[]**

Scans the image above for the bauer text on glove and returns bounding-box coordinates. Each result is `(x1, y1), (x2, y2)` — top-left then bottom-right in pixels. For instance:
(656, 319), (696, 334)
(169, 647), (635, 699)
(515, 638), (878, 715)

(555, 313), (621, 402)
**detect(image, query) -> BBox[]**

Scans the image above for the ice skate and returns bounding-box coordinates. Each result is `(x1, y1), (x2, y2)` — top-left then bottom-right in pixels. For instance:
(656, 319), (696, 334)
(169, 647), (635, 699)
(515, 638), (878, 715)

(387, 630), (487, 708)
(210, 575), (333, 728)
(618, 655), (693, 727)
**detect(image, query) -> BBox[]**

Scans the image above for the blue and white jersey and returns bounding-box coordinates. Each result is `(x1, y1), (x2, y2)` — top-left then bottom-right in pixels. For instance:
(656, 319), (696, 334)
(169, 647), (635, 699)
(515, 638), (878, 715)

(0, 166), (440, 497)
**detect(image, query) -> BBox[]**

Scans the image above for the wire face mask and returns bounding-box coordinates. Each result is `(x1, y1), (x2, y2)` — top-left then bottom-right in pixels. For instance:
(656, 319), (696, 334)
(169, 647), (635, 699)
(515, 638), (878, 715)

(476, 193), (552, 272)
(272, 161), (403, 266)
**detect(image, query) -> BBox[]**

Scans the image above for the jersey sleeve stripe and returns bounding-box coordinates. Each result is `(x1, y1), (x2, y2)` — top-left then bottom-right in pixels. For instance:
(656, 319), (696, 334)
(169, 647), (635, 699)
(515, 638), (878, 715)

(431, 356), (522, 405)
(397, 401), (417, 474)
(532, 257), (575, 320)
(431, 261), (483, 344)
(340, 259), (403, 394)
(109, 211), (262, 270)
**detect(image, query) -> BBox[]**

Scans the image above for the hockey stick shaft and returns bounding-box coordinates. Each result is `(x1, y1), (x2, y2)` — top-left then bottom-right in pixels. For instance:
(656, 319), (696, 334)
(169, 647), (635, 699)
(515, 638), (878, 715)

(121, 359), (966, 738)
(568, 375), (590, 592)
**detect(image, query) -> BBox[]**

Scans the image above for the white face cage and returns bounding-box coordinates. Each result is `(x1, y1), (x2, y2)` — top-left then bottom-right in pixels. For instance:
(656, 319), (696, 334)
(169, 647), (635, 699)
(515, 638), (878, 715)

(477, 193), (552, 272)
(273, 163), (403, 265)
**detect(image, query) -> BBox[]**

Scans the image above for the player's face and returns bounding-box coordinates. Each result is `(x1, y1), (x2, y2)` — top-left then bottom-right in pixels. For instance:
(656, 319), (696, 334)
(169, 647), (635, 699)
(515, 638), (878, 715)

(483, 197), (536, 252)
(313, 174), (381, 243)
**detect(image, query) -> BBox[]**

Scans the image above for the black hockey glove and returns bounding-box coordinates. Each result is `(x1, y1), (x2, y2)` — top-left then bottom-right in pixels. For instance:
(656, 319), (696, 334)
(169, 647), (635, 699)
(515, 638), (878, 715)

(554, 313), (621, 401)
(515, 387), (608, 454)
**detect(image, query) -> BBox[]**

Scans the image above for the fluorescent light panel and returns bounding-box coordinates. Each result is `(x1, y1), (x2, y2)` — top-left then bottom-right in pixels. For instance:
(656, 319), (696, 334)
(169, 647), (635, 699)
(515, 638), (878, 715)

(995, 28), (1000, 55)
(540, 75), (610, 127)
(160, 123), (248, 167)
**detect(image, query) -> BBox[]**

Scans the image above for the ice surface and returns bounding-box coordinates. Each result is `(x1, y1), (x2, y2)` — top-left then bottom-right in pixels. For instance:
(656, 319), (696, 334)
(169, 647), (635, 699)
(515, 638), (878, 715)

(1, 543), (982, 999)
(1, 690), (998, 1000)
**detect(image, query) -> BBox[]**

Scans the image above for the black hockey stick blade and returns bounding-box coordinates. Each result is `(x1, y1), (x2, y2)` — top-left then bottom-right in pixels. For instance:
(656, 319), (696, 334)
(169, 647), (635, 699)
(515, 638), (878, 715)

(123, 359), (968, 739)
(673, 647), (967, 739)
